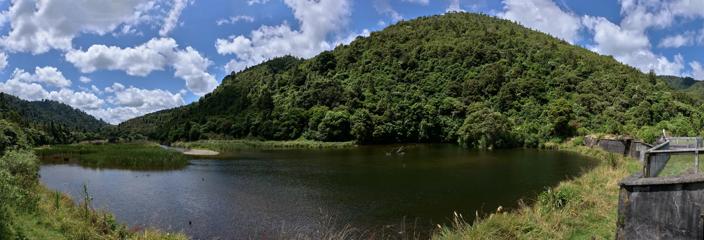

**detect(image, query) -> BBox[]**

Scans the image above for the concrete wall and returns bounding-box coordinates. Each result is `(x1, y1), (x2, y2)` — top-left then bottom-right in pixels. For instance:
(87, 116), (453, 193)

(617, 176), (704, 239)
(584, 136), (651, 161)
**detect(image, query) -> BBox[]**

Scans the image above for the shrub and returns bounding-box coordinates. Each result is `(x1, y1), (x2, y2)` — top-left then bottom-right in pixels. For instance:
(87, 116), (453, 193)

(458, 104), (514, 149)
(538, 187), (578, 211)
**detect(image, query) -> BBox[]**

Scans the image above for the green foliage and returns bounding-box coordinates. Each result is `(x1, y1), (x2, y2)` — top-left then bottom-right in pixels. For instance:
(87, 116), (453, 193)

(120, 13), (704, 147)
(36, 143), (188, 170)
(173, 139), (356, 153)
(0, 93), (109, 146)
(538, 187), (578, 211)
(457, 104), (514, 149)
(0, 119), (29, 154)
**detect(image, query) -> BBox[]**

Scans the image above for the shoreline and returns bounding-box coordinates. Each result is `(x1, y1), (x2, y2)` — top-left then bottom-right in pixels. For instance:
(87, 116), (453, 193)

(433, 141), (641, 239)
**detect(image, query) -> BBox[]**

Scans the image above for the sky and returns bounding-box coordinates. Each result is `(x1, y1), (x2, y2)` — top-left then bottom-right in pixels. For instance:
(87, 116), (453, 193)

(0, 0), (703, 124)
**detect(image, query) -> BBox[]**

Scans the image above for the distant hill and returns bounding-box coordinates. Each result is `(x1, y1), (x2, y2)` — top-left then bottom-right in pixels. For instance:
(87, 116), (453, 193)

(0, 93), (109, 145)
(120, 12), (704, 147)
(660, 75), (699, 90)
(0, 93), (108, 131)
(659, 76), (704, 103)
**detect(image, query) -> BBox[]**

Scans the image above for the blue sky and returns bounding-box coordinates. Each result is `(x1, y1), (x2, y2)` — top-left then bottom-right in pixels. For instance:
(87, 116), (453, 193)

(0, 0), (702, 124)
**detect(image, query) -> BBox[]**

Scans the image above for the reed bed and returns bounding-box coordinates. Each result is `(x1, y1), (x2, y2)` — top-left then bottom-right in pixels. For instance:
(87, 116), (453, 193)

(36, 143), (188, 170)
(173, 139), (356, 153)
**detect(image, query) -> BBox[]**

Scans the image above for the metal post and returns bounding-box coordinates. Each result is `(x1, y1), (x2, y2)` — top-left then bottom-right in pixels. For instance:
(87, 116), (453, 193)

(696, 149), (700, 174)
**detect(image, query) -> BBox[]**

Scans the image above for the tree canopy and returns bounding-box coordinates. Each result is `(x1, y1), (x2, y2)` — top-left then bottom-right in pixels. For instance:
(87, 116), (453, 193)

(119, 13), (704, 148)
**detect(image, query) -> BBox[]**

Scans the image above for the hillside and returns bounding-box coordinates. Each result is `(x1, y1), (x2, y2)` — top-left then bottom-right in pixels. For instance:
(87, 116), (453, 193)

(0, 93), (109, 145)
(660, 75), (704, 103)
(120, 12), (704, 147)
(660, 75), (698, 90)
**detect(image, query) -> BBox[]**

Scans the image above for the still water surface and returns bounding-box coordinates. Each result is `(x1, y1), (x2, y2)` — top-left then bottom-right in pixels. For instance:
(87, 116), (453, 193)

(40, 145), (596, 239)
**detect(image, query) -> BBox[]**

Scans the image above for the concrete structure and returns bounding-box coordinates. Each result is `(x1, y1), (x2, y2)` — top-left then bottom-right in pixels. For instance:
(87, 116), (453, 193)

(618, 174), (704, 239)
(584, 135), (652, 161)
(617, 137), (704, 239)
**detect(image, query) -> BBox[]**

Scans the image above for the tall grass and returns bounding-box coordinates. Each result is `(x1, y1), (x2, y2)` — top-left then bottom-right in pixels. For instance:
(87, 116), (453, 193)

(0, 150), (187, 240)
(36, 143), (188, 170)
(433, 142), (641, 239)
(173, 139), (357, 153)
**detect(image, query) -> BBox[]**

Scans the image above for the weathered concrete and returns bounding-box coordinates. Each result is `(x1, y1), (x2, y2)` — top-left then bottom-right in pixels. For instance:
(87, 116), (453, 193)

(617, 174), (704, 239)
(584, 135), (652, 161)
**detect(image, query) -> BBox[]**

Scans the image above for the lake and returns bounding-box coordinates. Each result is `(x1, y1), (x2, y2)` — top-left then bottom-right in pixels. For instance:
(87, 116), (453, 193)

(39, 145), (597, 239)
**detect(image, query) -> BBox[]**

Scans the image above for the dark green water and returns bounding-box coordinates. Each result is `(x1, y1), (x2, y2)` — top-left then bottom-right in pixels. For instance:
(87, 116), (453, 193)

(39, 145), (596, 239)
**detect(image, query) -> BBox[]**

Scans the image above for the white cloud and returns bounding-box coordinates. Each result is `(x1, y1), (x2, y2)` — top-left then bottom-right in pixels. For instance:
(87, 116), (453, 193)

(374, 0), (403, 22)
(2, 0), (157, 54)
(247, 0), (269, 5)
(0, 52), (7, 71)
(691, 61), (704, 80)
(215, 0), (351, 73)
(10, 66), (71, 88)
(172, 47), (217, 94)
(658, 32), (695, 48)
(48, 88), (104, 110)
(582, 16), (684, 76)
(105, 82), (125, 93)
(79, 76), (92, 83)
(0, 72), (185, 124)
(160, 0), (189, 36)
(216, 15), (255, 26)
(499, 0), (582, 43)
(66, 38), (174, 76)
(402, 0), (429, 5)
(333, 29), (370, 46)
(91, 86), (185, 124)
(0, 78), (50, 100)
(0, 73), (102, 111)
(447, 0), (464, 12)
(65, 38), (217, 95)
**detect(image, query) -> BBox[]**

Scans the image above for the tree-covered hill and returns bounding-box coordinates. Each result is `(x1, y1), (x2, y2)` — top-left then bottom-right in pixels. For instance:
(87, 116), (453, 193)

(0, 93), (108, 146)
(660, 75), (699, 90)
(120, 13), (704, 148)
(660, 75), (704, 103)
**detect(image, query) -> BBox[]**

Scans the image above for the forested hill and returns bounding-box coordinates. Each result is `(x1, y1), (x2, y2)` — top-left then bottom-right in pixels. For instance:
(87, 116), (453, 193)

(0, 93), (108, 146)
(0, 93), (107, 131)
(120, 12), (704, 148)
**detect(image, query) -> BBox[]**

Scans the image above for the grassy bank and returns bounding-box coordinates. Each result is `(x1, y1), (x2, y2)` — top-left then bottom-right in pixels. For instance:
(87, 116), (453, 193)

(35, 143), (188, 170)
(434, 141), (641, 239)
(0, 150), (187, 240)
(173, 139), (357, 153)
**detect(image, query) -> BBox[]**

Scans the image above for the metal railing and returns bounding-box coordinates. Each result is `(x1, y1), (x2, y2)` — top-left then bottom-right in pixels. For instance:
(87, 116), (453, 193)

(643, 137), (702, 178)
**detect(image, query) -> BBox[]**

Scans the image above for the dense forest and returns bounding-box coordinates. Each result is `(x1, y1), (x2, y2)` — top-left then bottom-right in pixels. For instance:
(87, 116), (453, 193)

(0, 93), (108, 150)
(660, 76), (704, 104)
(120, 13), (704, 148)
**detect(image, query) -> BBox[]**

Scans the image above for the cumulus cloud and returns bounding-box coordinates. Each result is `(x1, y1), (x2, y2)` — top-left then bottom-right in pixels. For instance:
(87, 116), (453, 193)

(0, 72), (185, 124)
(402, 0), (429, 5)
(0, 69), (102, 111)
(0, 52), (7, 71)
(447, 0), (464, 12)
(215, 0), (351, 73)
(691, 61), (704, 80)
(659, 33), (695, 48)
(499, 0), (582, 43)
(582, 15), (684, 75)
(374, 0), (403, 22)
(79, 76), (92, 83)
(89, 85), (185, 124)
(216, 15), (255, 26)
(160, 0), (189, 36)
(247, 0), (269, 5)
(1, 0), (156, 54)
(10, 66), (71, 88)
(65, 38), (217, 95)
